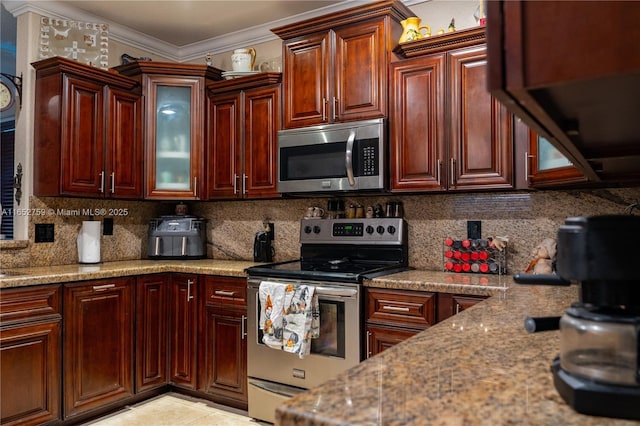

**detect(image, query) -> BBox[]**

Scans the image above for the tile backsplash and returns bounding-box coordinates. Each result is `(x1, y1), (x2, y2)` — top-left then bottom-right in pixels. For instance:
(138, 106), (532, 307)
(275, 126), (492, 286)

(3, 187), (639, 274)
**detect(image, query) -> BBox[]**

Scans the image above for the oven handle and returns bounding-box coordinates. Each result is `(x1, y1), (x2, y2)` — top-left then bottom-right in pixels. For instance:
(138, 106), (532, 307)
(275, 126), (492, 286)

(313, 286), (357, 298)
(345, 130), (356, 187)
(249, 280), (358, 298)
(248, 281), (358, 299)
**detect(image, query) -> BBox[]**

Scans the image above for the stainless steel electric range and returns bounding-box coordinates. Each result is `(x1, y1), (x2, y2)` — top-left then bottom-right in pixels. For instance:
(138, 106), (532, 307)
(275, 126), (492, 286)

(245, 217), (409, 423)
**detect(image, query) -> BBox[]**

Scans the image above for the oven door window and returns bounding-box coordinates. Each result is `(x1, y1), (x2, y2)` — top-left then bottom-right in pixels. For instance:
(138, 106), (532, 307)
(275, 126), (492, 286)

(257, 298), (346, 359)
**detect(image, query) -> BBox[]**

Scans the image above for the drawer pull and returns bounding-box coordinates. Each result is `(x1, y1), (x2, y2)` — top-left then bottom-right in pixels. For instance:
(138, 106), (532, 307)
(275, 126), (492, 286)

(381, 305), (410, 312)
(93, 284), (115, 291)
(214, 290), (237, 297)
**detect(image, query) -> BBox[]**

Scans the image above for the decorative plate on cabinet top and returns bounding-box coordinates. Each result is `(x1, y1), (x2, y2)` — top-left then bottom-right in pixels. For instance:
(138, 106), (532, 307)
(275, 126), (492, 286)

(222, 70), (261, 79)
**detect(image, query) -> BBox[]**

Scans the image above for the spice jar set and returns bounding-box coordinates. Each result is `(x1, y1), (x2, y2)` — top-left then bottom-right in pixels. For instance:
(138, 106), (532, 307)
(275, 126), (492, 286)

(327, 200), (403, 219)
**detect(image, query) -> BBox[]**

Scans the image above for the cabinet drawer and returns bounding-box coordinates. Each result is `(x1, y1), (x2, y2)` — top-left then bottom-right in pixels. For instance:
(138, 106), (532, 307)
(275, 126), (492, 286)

(366, 288), (435, 329)
(204, 277), (246, 307)
(0, 285), (61, 325)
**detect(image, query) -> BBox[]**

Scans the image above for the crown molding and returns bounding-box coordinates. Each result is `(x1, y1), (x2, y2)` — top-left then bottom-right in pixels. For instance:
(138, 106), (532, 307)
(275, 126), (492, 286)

(4, 0), (429, 62)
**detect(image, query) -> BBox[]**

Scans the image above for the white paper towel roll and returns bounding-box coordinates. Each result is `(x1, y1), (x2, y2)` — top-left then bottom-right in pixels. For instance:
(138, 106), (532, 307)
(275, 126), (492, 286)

(77, 221), (101, 263)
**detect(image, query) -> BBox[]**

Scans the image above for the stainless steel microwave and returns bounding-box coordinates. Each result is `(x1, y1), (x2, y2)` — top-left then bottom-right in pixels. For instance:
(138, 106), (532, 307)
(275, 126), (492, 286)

(277, 118), (386, 194)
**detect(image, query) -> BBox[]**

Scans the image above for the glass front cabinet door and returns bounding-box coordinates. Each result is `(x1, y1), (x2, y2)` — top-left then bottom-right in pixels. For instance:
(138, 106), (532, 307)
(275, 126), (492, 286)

(112, 61), (223, 200)
(526, 130), (587, 187)
(146, 76), (203, 199)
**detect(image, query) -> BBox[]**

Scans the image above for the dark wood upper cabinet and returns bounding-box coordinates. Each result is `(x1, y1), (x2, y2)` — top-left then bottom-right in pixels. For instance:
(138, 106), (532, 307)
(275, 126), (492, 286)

(206, 73), (281, 199)
(487, 1), (640, 183)
(513, 119), (587, 189)
(32, 57), (143, 198)
(272, 0), (413, 128)
(113, 62), (223, 200)
(391, 28), (513, 192)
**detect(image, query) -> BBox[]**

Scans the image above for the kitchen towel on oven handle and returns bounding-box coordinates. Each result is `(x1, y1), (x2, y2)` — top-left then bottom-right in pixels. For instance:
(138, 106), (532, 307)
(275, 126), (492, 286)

(258, 281), (319, 358)
(283, 284), (319, 358)
(259, 281), (287, 350)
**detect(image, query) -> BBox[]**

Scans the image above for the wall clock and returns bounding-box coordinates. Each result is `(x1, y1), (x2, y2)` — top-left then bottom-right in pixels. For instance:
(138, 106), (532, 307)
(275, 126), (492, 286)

(0, 81), (15, 112)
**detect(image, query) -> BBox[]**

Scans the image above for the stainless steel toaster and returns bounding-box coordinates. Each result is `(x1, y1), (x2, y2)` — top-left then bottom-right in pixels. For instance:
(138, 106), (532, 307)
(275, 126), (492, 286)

(148, 216), (206, 259)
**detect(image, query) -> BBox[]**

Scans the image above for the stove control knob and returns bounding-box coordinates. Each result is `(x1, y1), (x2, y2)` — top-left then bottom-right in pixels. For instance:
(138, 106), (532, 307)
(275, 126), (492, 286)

(366, 225), (375, 234)
(376, 225), (385, 235)
(304, 225), (312, 234)
(313, 225), (321, 234)
(387, 225), (396, 234)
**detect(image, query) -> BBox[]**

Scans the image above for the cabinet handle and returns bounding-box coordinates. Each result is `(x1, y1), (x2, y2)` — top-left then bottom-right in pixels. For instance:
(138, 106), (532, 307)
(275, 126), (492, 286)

(241, 315), (247, 340)
(455, 303), (461, 315)
(524, 151), (535, 181)
(381, 305), (410, 312)
(93, 283), (115, 291)
(187, 279), (195, 301)
(110, 172), (115, 194)
(214, 290), (237, 297)
(233, 174), (239, 195)
(99, 171), (105, 193)
(242, 173), (247, 195)
(322, 97), (327, 121)
(332, 97), (338, 121)
(193, 177), (198, 197)
(450, 158), (456, 186)
(437, 159), (442, 185)
(366, 330), (371, 358)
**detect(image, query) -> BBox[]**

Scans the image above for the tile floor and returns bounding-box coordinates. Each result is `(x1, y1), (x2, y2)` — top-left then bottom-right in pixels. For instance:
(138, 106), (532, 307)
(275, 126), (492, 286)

(83, 393), (269, 426)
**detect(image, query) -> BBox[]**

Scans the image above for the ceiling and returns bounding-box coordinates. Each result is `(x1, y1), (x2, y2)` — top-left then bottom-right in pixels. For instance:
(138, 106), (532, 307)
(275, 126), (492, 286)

(59, 0), (346, 46)
(6, 0), (395, 61)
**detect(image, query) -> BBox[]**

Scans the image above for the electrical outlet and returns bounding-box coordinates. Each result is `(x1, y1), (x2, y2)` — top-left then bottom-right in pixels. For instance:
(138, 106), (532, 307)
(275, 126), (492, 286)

(467, 220), (481, 240)
(103, 218), (113, 235)
(35, 223), (55, 243)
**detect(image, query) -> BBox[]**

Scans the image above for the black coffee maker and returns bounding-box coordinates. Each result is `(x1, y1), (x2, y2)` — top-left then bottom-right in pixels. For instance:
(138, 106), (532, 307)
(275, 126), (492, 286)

(253, 226), (274, 263)
(514, 215), (640, 421)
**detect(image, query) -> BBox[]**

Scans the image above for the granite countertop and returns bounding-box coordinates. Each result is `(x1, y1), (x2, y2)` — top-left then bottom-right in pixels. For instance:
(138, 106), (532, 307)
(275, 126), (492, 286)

(0, 259), (262, 288)
(4, 262), (637, 424)
(365, 269), (510, 296)
(276, 271), (639, 426)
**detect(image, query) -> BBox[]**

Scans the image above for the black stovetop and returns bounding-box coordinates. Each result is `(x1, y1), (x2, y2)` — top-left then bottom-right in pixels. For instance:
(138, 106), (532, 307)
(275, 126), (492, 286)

(247, 218), (410, 283)
(246, 258), (410, 283)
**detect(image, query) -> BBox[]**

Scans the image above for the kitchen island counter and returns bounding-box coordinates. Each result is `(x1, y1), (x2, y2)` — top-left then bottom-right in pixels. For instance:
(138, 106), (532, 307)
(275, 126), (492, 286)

(0, 259), (262, 288)
(276, 272), (638, 425)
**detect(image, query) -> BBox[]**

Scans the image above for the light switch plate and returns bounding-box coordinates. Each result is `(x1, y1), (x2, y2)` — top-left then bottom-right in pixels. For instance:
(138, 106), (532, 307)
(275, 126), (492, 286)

(35, 223), (54, 243)
(103, 218), (113, 235)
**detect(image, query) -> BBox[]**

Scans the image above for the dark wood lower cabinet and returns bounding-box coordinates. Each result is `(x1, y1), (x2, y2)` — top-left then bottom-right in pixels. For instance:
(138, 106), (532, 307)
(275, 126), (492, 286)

(136, 274), (169, 393)
(63, 278), (135, 420)
(199, 276), (248, 409)
(1, 274), (253, 423)
(437, 293), (488, 323)
(366, 324), (418, 357)
(169, 274), (199, 390)
(0, 285), (62, 425)
(366, 288), (488, 356)
(200, 308), (247, 408)
(365, 288), (436, 358)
